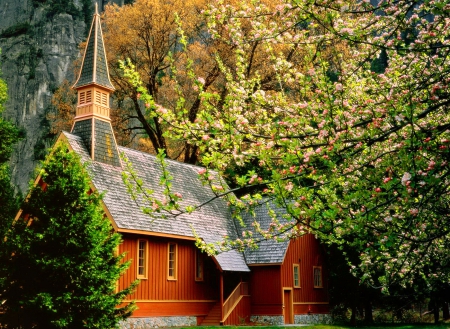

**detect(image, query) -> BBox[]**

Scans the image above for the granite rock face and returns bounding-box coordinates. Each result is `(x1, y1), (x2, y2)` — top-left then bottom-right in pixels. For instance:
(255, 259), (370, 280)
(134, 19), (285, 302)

(0, 0), (124, 194)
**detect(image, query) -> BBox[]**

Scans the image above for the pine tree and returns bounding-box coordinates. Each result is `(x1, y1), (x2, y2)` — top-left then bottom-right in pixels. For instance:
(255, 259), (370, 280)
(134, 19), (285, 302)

(0, 66), (21, 322)
(1, 144), (136, 329)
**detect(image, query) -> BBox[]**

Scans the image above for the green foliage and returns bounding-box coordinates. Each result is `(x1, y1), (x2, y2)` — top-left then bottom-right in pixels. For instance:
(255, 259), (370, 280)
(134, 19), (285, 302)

(0, 144), (136, 328)
(0, 65), (20, 165)
(371, 49), (388, 74)
(0, 119), (19, 163)
(0, 164), (18, 218)
(32, 0), (83, 20)
(0, 61), (22, 325)
(121, 0), (450, 295)
(81, 0), (93, 35)
(0, 22), (32, 39)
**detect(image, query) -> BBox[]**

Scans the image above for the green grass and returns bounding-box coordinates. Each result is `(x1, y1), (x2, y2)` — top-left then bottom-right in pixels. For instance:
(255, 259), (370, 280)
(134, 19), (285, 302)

(183, 325), (450, 329)
(310, 325), (450, 329)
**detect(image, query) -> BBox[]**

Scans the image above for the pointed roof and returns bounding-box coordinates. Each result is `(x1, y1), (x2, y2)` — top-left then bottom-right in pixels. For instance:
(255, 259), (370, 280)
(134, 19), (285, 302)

(73, 3), (114, 91)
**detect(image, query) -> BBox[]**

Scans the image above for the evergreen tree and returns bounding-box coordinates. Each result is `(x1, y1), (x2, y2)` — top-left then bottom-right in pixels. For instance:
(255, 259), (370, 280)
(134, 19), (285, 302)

(0, 61), (21, 321)
(0, 64), (20, 226)
(1, 144), (136, 329)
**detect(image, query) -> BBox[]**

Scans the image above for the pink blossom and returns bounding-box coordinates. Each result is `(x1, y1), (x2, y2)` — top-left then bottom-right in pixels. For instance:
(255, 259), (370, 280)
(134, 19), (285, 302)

(285, 182), (294, 192)
(401, 172), (411, 186)
(198, 168), (207, 175)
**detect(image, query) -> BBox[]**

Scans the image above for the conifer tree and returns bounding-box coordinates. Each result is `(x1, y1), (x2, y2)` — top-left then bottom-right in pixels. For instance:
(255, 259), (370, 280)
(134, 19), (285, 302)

(0, 63), (20, 227)
(1, 144), (136, 329)
(0, 63), (21, 315)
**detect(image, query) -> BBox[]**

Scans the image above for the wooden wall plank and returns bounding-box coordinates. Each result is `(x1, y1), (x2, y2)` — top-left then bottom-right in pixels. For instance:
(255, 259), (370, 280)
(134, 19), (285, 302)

(224, 296), (251, 325)
(294, 303), (329, 314)
(280, 234), (329, 314)
(118, 234), (219, 313)
(250, 265), (282, 303)
(249, 265), (282, 315)
(119, 301), (217, 317)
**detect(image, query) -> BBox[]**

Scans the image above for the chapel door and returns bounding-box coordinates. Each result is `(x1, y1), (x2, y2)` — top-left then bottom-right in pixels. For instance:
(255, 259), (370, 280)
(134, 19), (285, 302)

(283, 289), (293, 324)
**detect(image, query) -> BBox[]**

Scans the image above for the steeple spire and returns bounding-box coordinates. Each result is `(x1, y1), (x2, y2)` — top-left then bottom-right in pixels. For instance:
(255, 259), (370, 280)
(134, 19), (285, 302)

(73, 2), (114, 91)
(70, 6), (121, 167)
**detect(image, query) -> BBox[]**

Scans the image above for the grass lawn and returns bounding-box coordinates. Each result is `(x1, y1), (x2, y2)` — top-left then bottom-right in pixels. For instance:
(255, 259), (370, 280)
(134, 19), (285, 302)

(190, 325), (450, 329)
(308, 325), (450, 329)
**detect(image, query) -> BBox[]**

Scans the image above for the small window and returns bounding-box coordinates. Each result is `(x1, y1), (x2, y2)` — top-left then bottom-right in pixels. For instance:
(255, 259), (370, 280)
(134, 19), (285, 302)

(293, 264), (300, 288)
(168, 243), (177, 280)
(313, 266), (322, 288)
(195, 249), (204, 281)
(137, 239), (148, 279)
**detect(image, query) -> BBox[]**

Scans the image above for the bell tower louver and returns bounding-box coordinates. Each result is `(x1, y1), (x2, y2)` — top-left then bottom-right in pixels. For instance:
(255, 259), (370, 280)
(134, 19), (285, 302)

(71, 3), (120, 167)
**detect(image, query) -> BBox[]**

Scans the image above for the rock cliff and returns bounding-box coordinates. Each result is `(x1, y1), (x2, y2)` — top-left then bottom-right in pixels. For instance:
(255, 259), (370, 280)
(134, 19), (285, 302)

(0, 0), (125, 194)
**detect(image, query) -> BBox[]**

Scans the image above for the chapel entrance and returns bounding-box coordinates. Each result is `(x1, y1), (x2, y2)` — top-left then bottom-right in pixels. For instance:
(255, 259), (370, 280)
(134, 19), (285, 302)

(283, 289), (293, 324)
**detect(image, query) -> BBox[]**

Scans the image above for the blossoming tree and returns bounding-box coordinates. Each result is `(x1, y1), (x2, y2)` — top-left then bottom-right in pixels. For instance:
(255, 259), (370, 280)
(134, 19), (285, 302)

(122, 0), (450, 291)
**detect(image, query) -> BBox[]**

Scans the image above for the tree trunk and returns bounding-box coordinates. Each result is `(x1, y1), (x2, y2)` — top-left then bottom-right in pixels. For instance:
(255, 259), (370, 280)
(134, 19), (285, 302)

(364, 301), (373, 324)
(432, 299), (439, 324)
(443, 302), (449, 320)
(350, 304), (357, 326)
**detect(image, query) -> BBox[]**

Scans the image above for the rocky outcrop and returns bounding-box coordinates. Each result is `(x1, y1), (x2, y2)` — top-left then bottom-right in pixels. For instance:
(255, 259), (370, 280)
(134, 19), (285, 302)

(0, 0), (125, 194)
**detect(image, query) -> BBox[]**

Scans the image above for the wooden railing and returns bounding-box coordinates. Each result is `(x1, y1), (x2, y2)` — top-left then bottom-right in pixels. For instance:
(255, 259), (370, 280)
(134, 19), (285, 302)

(222, 282), (249, 322)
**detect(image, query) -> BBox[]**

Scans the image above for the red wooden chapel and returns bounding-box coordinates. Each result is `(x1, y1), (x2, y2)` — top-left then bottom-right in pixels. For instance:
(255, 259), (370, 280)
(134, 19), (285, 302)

(26, 5), (331, 327)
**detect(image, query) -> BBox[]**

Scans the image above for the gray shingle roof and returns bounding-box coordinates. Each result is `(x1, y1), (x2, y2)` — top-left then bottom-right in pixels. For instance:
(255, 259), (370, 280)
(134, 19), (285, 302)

(237, 200), (292, 265)
(63, 131), (249, 272)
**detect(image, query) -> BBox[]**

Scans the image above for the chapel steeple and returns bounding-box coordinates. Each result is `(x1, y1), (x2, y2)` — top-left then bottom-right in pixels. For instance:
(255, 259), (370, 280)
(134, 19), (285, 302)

(71, 3), (121, 167)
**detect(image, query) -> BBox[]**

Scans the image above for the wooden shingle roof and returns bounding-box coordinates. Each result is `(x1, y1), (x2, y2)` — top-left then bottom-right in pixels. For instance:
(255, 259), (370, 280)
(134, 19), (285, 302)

(238, 200), (291, 265)
(63, 131), (250, 272)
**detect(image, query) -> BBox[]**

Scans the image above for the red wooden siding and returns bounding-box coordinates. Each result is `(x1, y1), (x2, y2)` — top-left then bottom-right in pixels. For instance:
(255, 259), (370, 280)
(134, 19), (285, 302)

(294, 303), (329, 314)
(118, 234), (220, 317)
(249, 265), (282, 315)
(223, 296), (251, 325)
(126, 301), (216, 317)
(281, 234), (329, 313)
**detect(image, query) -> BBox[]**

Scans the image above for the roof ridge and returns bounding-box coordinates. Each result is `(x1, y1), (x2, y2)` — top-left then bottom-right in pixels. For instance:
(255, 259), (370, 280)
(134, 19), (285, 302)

(119, 146), (219, 173)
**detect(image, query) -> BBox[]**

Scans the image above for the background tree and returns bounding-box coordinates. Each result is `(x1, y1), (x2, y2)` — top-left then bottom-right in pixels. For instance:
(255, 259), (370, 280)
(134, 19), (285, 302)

(0, 59), (21, 315)
(0, 144), (136, 329)
(49, 0), (352, 164)
(0, 63), (20, 168)
(102, 0), (208, 160)
(102, 0), (342, 162)
(46, 79), (77, 135)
